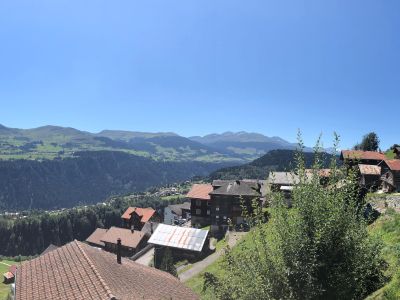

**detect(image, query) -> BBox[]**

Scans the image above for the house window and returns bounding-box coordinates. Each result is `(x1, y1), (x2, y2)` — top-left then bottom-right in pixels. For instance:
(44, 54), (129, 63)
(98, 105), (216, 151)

(216, 215), (219, 219)
(196, 209), (201, 215)
(216, 206), (220, 211)
(223, 216), (227, 220)
(207, 209), (211, 215)
(196, 200), (201, 206)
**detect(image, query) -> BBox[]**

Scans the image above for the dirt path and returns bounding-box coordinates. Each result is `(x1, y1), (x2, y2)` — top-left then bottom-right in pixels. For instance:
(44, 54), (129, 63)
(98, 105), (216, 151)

(179, 231), (247, 282)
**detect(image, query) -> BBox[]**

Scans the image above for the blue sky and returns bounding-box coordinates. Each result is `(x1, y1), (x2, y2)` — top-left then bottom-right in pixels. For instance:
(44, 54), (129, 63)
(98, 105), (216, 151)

(0, 1), (399, 150)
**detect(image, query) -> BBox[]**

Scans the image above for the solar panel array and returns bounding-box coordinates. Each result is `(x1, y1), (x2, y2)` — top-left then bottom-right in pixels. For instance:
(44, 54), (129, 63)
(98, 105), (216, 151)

(148, 224), (209, 252)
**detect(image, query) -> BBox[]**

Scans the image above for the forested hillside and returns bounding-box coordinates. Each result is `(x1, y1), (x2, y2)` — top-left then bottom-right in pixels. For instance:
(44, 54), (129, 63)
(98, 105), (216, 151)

(0, 194), (184, 256)
(0, 151), (230, 211)
(209, 149), (337, 180)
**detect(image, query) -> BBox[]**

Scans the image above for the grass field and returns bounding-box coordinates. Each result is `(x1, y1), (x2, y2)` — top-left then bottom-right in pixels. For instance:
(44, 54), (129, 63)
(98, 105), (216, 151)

(185, 232), (252, 299)
(0, 259), (19, 300)
(367, 209), (400, 299)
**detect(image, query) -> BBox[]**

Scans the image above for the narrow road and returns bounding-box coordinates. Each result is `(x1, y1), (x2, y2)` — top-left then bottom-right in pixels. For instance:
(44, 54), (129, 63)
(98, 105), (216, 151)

(179, 231), (247, 282)
(135, 248), (154, 266)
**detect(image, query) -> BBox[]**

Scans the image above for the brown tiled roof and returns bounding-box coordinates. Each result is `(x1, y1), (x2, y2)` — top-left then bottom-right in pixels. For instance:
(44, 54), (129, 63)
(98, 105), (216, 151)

(40, 244), (59, 256)
(359, 164), (381, 175)
(121, 207), (156, 223)
(15, 240), (198, 300)
(305, 169), (332, 177)
(385, 159), (400, 171)
(341, 150), (385, 161)
(86, 228), (108, 247)
(186, 184), (213, 200)
(100, 227), (146, 249)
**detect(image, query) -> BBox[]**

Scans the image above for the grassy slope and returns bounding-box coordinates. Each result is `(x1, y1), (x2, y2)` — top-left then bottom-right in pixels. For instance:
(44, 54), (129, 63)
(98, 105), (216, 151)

(367, 210), (400, 299)
(186, 212), (400, 300)
(385, 150), (395, 159)
(185, 232), (254, 299)
(0, 259), (19, 300)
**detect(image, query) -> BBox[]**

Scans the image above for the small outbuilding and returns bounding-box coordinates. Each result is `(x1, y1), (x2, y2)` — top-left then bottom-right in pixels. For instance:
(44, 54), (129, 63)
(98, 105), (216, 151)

(148, 224), (210, 263)
(358, 164), (381, 191)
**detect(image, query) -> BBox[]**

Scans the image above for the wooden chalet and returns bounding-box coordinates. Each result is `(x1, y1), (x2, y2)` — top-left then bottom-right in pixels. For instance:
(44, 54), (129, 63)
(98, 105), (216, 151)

(100, 226), (147, 257)
(187, 184), (213, 228)
(209, 180), (263, 234)
(358, 164), (381, 191)
(340, 150), (385, 166)
(380, 160), (400, 193)
(121, 207), (160, 230)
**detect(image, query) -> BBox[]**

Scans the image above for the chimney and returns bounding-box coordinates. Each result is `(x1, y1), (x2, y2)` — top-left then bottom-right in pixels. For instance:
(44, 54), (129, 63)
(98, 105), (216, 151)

(150, 222), (154, 234)
(131, 225), (134, 233)
(117, 238), (122, 264)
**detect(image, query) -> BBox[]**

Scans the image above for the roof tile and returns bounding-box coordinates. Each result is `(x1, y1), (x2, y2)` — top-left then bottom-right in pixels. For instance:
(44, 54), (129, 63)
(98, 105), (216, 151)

(16, 240), (198, 300)
(186, 184), (213, 200)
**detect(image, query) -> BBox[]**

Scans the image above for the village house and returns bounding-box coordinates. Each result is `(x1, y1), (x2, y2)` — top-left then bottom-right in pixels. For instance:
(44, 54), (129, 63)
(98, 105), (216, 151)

(268, 172), (300, 192)
(99, 226), (148, 257)
(209, 180), (264, 234)
(187, 184), (213, 228)
(2, 265), (16, 285)
(358, 164), (382, 191)
(164, 202), (191, 225)
(340, 150), (386, 166)
(85, 228), (108, 248)
(121, 207), (160, 230)
(380, 160), (400, 193)
(14, 240), (198, 300)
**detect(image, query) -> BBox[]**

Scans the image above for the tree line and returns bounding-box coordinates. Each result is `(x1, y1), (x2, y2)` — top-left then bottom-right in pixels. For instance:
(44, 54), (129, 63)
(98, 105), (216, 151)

(0, 195), (185, 257)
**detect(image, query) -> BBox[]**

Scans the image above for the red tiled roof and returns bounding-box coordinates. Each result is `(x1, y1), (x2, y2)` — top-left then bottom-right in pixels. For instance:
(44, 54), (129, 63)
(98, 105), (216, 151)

(359, 164), (381, 175)
(121, 207), (156, 223)
(186, 184), (213, 200)
(9, 265), (17, 275)
(100, 227), (146, 249)
(385, 159), (400, 171)
(3, 272), (14, 280)
(15, 240), (198, 300)
(341, 150), (385, 161)
(86, 228), (108, 247)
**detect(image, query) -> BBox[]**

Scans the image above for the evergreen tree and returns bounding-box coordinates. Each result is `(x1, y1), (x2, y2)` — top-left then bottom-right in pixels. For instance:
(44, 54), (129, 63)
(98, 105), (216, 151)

(354, 132), (380, 151)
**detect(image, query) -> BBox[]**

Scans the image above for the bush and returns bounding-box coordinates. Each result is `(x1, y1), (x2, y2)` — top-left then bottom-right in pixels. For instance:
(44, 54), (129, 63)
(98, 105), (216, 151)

(206, 134), (386, 300)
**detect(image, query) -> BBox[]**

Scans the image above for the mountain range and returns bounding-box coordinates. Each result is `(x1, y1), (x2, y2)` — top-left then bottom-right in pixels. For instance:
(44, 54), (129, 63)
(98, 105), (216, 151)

(0, 124), (316, 210)
(0, 124), (307, 162)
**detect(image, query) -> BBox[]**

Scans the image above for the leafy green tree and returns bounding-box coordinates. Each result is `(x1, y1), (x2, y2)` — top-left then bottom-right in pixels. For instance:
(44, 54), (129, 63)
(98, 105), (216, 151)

(354, 132), (380, 151)
(206, 134), (385, 300)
